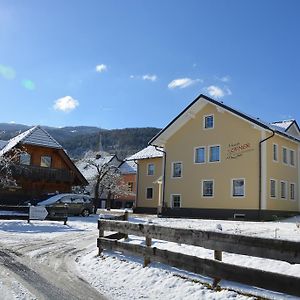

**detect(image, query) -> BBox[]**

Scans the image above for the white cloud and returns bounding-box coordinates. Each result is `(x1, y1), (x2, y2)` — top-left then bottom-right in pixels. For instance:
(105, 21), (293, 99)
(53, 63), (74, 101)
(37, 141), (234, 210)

(142, 74), (157, 82)
(219, 75), (231, 82)
(168, 78), (202, 89)
(53, 96), (79, 112)
(205, 85), (225, 98)
(205, 85), (232, 98)
(95, 64), (107, 73)
(130, 75), (135, 79)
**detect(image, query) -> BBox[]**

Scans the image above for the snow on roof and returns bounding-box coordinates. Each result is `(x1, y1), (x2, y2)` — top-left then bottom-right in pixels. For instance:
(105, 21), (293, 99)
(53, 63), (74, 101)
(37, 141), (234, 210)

(119, 160), (137, 174)
(271, 120), (294, 131)
(126, 146), (163, 161)
(0, 126), (62, 156)
(149, 94), (300, 146)
(76, 154), (118, 181)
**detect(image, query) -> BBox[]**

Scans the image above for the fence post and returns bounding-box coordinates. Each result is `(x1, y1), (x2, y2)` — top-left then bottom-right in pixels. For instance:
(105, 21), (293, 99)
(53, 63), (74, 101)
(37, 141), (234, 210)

(27, 204), (31, 223)
(124, 210), (129, 240)
(144, 234), (152, 267)
(64, 203), (68, 225)
(212, 250), (222, 288)
(98, 219), (104, 256)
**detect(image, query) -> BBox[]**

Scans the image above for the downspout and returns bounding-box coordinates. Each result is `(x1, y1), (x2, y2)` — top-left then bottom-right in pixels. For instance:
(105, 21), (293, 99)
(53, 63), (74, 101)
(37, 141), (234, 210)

(152, 146), (166, 214)
(134, 159), (139, 210)
(259, 129), (275, 220)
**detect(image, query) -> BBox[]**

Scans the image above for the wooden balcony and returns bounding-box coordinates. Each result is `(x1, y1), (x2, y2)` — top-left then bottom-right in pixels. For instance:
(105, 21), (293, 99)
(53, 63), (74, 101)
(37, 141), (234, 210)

(11, 164), (75, 183)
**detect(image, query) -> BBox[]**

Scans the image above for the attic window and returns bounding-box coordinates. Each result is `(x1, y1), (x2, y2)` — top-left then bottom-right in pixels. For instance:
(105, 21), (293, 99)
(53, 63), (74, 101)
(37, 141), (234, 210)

(204, 115), (214, 129)
(41, 156), (52, 168)
(20, 153), (31, 165)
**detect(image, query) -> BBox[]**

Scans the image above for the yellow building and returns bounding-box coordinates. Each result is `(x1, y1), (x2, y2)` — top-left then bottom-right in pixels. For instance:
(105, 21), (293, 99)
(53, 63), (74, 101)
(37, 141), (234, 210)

(139, 94), (299, 220)
(127, 146), (163, 214)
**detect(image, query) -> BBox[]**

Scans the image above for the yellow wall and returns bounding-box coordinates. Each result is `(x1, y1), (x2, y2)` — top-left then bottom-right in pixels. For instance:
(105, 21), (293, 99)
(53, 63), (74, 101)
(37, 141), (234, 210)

(266, 135), (299, 211)
(137, 157), (162, 208)
(164, 103), (263, 209)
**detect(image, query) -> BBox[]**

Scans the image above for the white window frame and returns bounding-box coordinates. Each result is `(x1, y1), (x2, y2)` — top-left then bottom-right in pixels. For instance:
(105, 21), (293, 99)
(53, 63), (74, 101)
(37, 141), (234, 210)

(282, 147), (288, 165)
(170, 194), (181, 208)
(280, 180), (288, 199)
(145, 187), (153, 200)
(289, 149), (295, 167)
(231, 178), (246, 198)
(40, 155), (52, 168)
(273, 143), (278, 162)
(203, 114), (214, 130)
(171, 161), (183, 179)
(208, 145), (221, 163)
(147, 163), (155, 176)
(290, 183), (296, 201)
(194, 146), (206, 164)
(202, 179), (214, 198)
(270, 179), (277, 198)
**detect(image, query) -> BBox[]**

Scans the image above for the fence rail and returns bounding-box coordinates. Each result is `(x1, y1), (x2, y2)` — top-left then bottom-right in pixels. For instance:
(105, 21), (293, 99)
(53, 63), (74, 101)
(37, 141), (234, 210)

(0, 205), (68, 224)
(98, 218), (300, 297)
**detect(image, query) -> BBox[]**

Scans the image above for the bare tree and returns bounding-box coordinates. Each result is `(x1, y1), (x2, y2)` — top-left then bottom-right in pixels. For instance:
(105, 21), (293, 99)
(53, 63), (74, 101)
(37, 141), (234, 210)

(85, 154), (131, 212)
(0, 148), (24, 189)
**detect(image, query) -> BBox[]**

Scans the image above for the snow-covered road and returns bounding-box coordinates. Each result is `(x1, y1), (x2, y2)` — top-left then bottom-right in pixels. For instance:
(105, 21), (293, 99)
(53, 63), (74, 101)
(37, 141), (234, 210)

(0, 213), (299, 299)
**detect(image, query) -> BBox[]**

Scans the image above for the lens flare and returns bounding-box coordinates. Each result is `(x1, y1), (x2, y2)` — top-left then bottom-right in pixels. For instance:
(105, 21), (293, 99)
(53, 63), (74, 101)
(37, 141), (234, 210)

(0, 64), (16, 80)
(21, 79), (35, 91)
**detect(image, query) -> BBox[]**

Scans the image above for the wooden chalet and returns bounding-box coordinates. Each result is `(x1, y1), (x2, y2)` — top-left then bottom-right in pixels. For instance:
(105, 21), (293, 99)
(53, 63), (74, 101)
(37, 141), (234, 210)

(0, 126), (88, 204)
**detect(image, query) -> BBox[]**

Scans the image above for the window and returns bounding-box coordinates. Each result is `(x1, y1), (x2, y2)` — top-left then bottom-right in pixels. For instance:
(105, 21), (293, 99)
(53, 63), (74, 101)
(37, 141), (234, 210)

(270, 179), (276, 198)
(171, 194), (181, 208)
(128, 182), (134, 192)
(280, 181), (287, 199)
(40, 155), (52, 168)
(202, 180), (214, 197)
(146, 187), (153, 199)
(290, 150), (295, 166)
(209, 145), (220, 162)
(172, 162), (182, 178)
(273, 144), (278, 161)
(282, 147), (288, 164)
(195, 147), (205, 164)
(147, 163), (154, 175)
(290, 183), (295, 200)
(19, 153), (31, 165)
(204, 115), (214, 129)
(232, 179), (245, 197)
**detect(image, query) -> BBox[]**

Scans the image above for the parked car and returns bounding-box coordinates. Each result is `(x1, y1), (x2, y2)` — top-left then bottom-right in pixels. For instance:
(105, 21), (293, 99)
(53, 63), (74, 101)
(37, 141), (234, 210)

(37, 194), (94, 217)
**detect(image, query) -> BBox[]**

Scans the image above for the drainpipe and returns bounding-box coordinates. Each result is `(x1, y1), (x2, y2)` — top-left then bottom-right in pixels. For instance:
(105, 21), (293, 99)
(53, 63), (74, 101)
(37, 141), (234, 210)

(152, 146), (166, 214)
(259, 129), (275, 220)
(134, 159), (139, 210)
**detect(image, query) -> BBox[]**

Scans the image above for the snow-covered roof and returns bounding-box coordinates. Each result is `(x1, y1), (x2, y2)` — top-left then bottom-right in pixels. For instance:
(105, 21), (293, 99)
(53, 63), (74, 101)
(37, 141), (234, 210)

(126, 146), (163, 161)
(119, 160), (137, 174)
(0, 126), (62, 156)
(271, 120), (294, 131)
(76, 154), (118, 181)
(149, 94), (300, 147)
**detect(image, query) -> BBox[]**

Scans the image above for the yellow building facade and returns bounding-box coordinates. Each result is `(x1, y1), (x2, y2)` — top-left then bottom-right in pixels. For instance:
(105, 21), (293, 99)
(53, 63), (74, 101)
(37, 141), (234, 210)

(136, 94), (300, 220)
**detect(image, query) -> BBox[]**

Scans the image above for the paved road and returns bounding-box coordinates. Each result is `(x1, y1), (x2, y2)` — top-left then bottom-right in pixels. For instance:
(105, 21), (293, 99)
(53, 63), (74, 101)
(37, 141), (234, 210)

(0, 231), (105, 300)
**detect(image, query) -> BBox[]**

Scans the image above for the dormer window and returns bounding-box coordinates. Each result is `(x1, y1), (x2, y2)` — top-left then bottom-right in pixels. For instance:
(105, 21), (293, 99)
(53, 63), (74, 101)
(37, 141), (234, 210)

(204, 115), (214, 129)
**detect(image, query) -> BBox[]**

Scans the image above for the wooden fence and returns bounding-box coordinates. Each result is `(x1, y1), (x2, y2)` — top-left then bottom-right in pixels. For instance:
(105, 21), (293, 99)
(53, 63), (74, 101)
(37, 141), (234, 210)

(98, 217), (300, 297)
(0, 205), (68, 224)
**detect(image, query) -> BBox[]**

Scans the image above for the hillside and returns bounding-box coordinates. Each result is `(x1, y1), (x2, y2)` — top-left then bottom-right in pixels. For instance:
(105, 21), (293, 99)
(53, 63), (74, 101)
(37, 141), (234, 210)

(0, 123), (161, 159)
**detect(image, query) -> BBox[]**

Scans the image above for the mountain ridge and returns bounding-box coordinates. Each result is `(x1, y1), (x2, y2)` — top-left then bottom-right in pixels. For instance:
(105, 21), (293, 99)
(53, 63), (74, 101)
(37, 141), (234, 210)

(0, 123), (161, 159)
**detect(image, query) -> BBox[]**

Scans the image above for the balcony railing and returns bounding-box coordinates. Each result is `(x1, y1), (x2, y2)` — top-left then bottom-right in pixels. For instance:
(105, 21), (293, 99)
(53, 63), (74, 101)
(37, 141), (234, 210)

(11, 164), (75, 183)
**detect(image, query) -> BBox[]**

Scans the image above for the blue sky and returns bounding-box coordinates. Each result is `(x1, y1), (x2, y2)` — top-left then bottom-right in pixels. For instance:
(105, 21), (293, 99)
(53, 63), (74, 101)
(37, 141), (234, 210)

(1, 0), (300, 129)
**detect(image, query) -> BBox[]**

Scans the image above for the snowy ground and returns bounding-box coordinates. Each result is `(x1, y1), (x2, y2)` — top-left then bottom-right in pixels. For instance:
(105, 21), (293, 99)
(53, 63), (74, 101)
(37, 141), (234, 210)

(0, 212), (299, 299)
